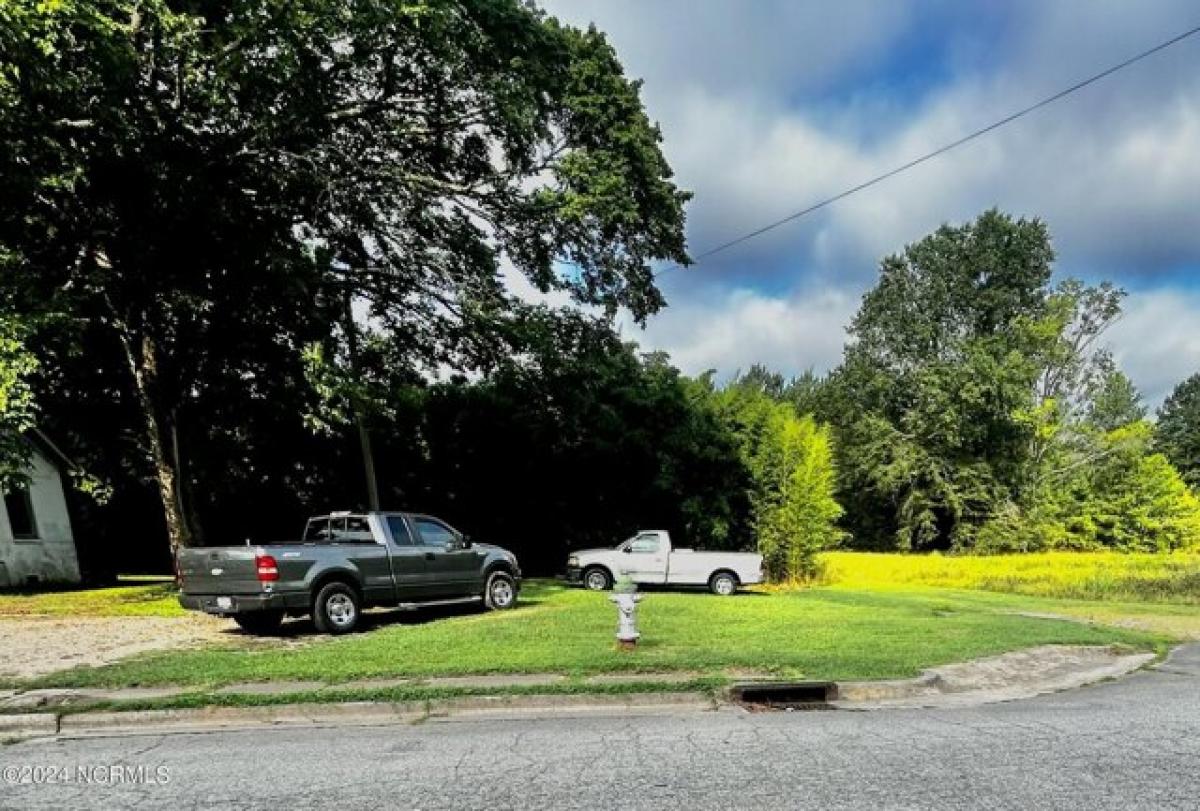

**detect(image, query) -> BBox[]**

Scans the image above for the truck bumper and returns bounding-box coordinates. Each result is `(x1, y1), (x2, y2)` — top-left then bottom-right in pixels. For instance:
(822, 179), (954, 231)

(562, 566), (583, 584)
(179, 592), (298, 615)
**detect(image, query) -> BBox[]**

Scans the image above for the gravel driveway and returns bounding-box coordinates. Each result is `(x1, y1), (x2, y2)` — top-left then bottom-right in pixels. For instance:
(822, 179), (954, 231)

(0, 615), (242, 680)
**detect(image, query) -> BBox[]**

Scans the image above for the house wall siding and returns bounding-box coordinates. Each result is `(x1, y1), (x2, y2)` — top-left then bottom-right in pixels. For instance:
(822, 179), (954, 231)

(0, 448), (81, 586)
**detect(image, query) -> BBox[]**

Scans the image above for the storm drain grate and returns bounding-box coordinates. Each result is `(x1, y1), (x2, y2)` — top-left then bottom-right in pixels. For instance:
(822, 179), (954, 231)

(730, 681), (838, 710)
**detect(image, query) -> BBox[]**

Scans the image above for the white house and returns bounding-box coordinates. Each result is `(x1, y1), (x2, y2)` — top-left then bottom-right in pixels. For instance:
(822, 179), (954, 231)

(0, 430), (81, 587)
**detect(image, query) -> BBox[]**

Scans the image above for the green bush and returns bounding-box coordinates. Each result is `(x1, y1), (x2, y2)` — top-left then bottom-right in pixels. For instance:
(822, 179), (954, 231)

(753, 410), (844, 580)
(976, 423), (1200, 553)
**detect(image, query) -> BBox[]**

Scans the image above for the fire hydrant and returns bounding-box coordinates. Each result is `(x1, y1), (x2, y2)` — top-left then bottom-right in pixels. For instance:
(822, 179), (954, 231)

(609, 578), (643, 650)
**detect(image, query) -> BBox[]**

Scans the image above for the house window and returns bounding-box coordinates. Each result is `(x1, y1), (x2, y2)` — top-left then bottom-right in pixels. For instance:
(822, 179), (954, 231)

(3, 486), (37, 540)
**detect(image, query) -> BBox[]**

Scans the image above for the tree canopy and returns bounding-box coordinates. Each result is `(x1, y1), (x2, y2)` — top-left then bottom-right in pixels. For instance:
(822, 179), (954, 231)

(0, 315), (37, 488)
(0, 0), (689, 553)
(4, 3), (1198, 575)
(827, 210), (1199, 554)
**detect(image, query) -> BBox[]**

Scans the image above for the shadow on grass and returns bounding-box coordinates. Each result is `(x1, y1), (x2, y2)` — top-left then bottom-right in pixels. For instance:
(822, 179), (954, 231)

(221, 594), (550, 639)
(565, 583), (770, 598)
(0, 576), (175, 597)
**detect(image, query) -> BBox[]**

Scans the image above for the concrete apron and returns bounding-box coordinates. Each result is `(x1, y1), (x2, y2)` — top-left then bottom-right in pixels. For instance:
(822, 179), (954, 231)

(830, 644), (1157, 710)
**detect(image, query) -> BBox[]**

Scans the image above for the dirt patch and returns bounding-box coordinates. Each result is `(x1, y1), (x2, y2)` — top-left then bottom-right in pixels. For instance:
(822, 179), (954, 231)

(0, 615), (269, 681)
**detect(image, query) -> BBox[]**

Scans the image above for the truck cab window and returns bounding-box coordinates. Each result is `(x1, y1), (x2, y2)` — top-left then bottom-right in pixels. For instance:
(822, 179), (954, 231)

(387, 516), (416, 546)
(413, 518), (457, 548)
(331, 516), (373, 543)
(303, 518), (330, 543)
(630, 537), (659, 554)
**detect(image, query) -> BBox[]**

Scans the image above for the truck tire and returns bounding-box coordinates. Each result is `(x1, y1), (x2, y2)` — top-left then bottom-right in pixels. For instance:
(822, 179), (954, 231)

(582, 567), (612, 591)
(484, 570), (518, 610)
(312, 581), (361, 634)
(232, 610), (285, 635)
(709, 571), (738, 596)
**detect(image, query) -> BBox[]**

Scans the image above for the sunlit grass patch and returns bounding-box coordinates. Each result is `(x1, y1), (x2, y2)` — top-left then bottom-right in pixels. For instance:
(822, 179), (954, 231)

(0, 577), (183, 617)
(819, 551), (1200, 604)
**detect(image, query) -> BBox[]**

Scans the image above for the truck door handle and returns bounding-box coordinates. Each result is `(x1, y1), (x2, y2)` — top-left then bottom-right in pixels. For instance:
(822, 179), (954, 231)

(425, 552), (436, 561)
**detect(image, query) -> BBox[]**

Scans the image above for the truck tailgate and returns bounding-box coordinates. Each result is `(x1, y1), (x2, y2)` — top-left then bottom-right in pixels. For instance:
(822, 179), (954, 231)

(177, 547), (262, 594)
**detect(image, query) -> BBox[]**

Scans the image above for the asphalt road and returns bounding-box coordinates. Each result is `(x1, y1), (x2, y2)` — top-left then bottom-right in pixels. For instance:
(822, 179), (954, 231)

(4, 647), (1200, 810)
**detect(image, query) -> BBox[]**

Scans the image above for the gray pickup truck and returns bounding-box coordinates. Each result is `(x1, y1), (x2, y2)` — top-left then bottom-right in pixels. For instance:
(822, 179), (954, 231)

(176, 511), (521, 634)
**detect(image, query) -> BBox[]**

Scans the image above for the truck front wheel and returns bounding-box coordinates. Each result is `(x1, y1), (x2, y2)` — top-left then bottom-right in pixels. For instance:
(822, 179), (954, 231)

(313, 582), (361, 634)
(583, 567), (612, 591)
(484, 571), (518, 610)
(232, 610), (284, 635)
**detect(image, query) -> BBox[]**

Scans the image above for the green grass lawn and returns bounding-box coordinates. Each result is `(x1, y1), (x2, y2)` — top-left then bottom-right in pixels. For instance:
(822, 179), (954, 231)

(30, 580), (1167, 689)
(0, 577), (182, 617)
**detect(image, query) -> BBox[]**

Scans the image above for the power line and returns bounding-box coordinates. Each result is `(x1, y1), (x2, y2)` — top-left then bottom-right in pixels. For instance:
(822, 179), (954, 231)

(663, 21), (1200, 274)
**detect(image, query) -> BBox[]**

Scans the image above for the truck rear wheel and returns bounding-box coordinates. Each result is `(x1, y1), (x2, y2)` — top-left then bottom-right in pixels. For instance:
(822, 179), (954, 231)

(583, 567), (612, 591)
(232, 610), (285, 635)
(709, 571), (738, 596)
(313, 581), (361, 634)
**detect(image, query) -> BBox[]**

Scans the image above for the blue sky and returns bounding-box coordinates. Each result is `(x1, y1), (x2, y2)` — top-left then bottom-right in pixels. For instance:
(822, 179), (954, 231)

(534, 0), (1200, 405)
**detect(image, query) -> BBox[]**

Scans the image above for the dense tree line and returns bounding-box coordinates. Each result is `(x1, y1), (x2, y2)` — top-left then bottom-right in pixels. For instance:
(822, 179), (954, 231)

(4, 4), (1200, 581)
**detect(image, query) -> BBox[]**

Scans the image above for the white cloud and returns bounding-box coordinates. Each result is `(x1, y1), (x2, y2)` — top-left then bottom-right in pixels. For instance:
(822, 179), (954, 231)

(625, 282), (1200, 409)
(624, 286), (859, 381)
(1106, 289), (1200, 408)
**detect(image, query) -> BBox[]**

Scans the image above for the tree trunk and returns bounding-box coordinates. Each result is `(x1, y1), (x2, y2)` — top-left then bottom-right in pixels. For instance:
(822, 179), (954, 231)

(114, 326), (193, 557)
(343, 290), (381, 510)
(171, 416), (205, 546)
(356, 410), (381, 511)
(148, 408), (191, 558)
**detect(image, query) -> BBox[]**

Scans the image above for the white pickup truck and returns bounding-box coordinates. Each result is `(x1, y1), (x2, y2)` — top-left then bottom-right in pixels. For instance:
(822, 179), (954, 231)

(565, 530), (764, 595)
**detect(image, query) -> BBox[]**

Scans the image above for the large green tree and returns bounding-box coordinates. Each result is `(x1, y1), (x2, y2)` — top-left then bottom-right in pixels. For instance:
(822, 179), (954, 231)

(0, 0), (689, 554)
(832, 211), (1055, 549)
(831, 210), (1125, 550)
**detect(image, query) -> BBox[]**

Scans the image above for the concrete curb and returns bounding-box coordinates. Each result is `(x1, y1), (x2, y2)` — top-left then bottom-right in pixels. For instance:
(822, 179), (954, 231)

(423, 691), (715, 721)
(0, 712), (57, 740)
(10, 692), (717, 740)
(56, 700), (428, 737)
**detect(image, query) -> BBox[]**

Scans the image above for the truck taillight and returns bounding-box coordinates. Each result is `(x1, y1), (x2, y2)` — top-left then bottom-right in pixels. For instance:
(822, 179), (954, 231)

(255, 554), (279, 582)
